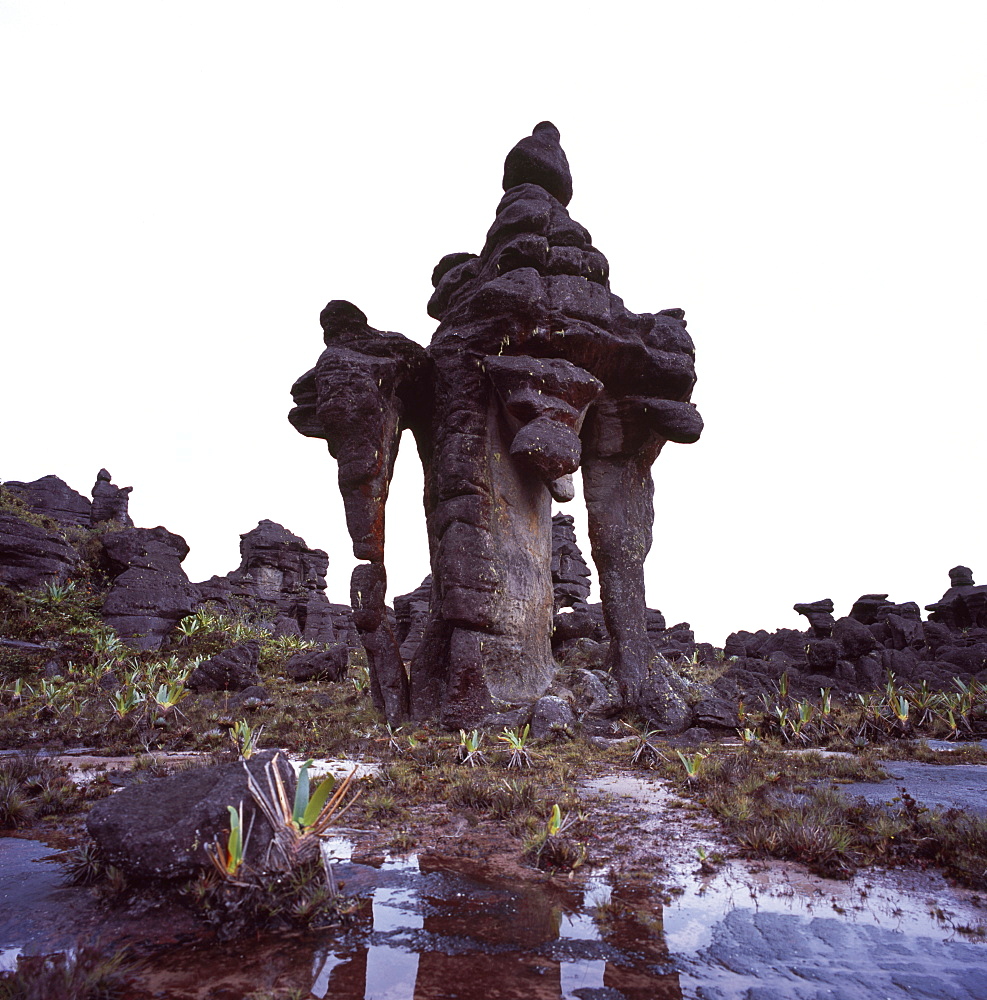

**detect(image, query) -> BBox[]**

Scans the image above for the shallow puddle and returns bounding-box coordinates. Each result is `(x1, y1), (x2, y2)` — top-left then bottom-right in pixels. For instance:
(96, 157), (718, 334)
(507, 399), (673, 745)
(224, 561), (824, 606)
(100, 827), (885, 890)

(3, 829), (986, 1000)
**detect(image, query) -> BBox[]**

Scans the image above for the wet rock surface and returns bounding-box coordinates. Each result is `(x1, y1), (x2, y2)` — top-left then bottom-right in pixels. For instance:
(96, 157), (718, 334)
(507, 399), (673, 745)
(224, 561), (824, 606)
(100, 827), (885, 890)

(835, 760), (987, 816)
(677, 908), (987, 1000)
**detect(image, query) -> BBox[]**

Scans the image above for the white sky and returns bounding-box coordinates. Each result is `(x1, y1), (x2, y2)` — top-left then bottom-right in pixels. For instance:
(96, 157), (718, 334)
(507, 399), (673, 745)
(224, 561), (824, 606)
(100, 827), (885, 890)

(1, 2), (984, 644)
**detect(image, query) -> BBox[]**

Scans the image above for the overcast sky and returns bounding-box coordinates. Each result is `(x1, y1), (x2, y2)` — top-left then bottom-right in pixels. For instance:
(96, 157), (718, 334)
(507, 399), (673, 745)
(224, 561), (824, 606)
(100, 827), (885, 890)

(2, 2), (984, 644)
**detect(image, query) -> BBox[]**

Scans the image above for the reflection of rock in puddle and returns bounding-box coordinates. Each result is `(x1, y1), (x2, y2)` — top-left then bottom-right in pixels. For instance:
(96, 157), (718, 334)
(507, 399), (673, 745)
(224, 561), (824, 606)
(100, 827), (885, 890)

(4, 828), (986, 999)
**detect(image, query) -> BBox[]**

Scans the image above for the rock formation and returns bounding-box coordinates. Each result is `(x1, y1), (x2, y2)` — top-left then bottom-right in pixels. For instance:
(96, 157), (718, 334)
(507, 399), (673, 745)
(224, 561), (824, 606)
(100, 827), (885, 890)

(290, 122), (702, 728)
(0, 513), (79, 590)
(551, 513), (591, 611)
(195, 519), (357, 649)
(100, 526), (199, 650)
(708, 568), (987, 726)
(926, 565), (987, 630)
(5, 475), (92, 528)
(90, 469), (133, 526)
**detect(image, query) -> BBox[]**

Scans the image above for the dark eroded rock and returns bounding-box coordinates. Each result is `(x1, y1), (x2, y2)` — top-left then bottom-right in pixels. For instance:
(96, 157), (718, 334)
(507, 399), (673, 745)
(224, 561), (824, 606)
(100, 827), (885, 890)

(5, 475), (91, 528)
(187, 641), (261, 692)
(283, 645), (349, 683)
(90, 469), (133, 526)
(0, 513), (78, 589)
(86, 750), (295, 879)
(100, 527), (199, 649)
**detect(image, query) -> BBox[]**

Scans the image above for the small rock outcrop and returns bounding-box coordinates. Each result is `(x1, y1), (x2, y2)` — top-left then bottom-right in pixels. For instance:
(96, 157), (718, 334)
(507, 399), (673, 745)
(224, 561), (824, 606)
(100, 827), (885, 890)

(101, 526), (199, 650)
(86, 750), (295, 879)
(90, 469), (133, 526)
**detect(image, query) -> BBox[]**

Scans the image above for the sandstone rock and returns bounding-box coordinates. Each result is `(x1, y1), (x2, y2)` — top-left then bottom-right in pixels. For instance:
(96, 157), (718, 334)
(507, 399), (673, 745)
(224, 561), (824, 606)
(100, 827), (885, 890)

(833, 617), (879, 659)
(290, 123), (701, 729)
(394, 576), (431, 664)
(283, 645), (349, 683)
(568, 668), (619, 716)
(90, 469), (133, 526)
(4, 475), (91, 528)
(187, 641), (261, 692)
(0, 513), (78, 589)
(86, 750), (295, 879)
(551, 513), (591, 611)
(806, 638), (839, 673)
(529, 695), (576, 739)
(100, 527), (199, 649)
(849, 593), (892, 625)
(926, 566), (987, 630)
(793, 598), (835, 638)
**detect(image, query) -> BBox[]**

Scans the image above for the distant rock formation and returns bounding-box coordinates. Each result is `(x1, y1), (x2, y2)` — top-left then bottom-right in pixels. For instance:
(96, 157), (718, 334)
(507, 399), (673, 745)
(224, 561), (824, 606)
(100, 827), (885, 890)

(100, 526), (199, 650)
(5, 475), (92, 528)
(551, 513), (591, 611)
(90, 469), (133, 526)
(393, 575), (431, 666)
(290, 123), (702, 729)
(926, 565), (987, 630)
(703, 568), (987, 727)
(195, 519), (357, 649)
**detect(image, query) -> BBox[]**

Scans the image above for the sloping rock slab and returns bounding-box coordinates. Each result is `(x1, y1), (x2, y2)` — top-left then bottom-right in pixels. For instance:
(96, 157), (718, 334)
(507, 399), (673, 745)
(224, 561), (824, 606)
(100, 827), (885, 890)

(0, 514), (78, 589)
(86, 750), (295, 879)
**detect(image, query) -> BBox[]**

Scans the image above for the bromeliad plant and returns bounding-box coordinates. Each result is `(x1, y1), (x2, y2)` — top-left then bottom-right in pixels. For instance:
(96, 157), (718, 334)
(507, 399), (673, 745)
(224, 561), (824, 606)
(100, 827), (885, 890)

(676, 750), (707, 783)
(497, 725), (532, 768)
(456, 730), (487, 767)
(230, 719), (264, 759)
(205, 802), (252, 880)
(244, 755), (361, 870)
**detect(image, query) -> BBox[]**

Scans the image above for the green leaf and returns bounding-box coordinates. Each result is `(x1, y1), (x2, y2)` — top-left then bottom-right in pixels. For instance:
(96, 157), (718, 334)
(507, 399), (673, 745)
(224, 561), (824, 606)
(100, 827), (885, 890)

(301, 774), (336, 829)
(547, 803), (562, 837)
(226, 805), (242, 873)
(293, 759), (314, 825)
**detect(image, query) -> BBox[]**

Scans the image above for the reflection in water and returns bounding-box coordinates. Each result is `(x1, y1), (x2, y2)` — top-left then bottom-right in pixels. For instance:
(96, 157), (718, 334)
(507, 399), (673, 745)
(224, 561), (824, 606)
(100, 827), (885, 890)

(558, 878), (612, 999)
(0, 948), (23, 974)
(310, 854), (679, 1000)
(364, 856), (422, 1000)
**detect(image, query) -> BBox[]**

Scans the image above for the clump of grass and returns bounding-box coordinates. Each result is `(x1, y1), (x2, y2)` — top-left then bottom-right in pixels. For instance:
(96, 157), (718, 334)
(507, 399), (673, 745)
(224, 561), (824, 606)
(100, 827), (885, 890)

(0, 755), (80, 828)
(668, 746), (987, 887)
(0, 946), (132, 1000)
